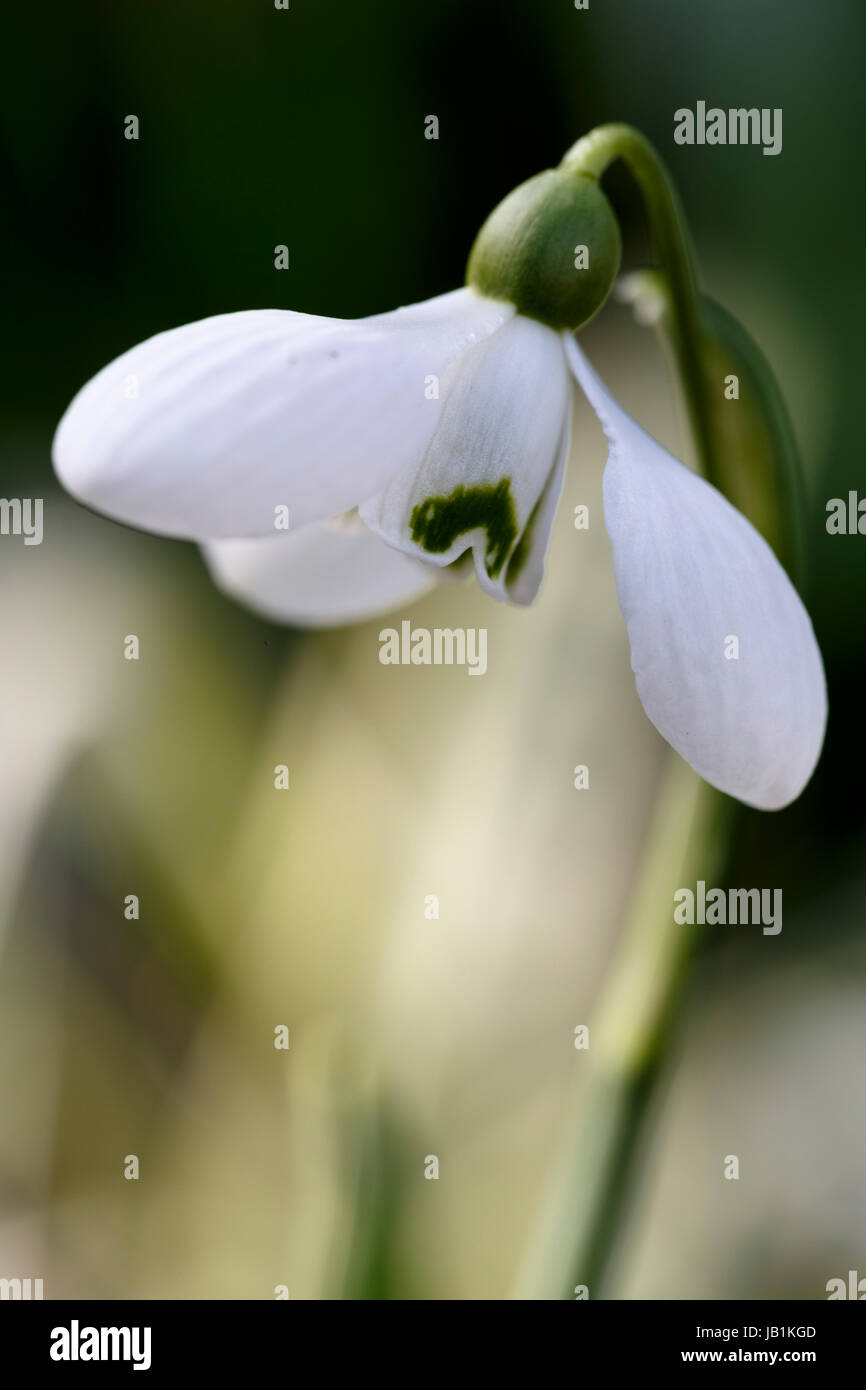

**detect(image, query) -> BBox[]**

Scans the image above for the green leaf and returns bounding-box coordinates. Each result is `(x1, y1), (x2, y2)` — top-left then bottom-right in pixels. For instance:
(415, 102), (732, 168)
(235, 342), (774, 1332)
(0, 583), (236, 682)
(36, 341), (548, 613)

(698, 296), (807, 585)
(618, 270), (807, 585)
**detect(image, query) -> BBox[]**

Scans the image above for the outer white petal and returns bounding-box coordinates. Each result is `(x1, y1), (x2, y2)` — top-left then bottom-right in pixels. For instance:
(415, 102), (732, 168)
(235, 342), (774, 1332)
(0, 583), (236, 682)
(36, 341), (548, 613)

(203, 519), (440, 628)
(565, 334), (827, 811)
(52, 289), (512, 540)
(360, 314), (569, 602)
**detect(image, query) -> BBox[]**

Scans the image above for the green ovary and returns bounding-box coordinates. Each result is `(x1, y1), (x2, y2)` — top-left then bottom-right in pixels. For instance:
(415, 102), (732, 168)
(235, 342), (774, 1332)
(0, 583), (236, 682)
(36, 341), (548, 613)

(410, 480), (518, 578)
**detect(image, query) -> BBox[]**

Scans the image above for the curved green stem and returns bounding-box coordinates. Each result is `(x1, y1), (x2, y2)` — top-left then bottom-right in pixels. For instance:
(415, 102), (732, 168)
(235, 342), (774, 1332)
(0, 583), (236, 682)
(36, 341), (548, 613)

(513, 124), (804, 1301)
(562, 124), (720, 487)
(515, 124), (749, 1301)
(515, 760), (732, 1299)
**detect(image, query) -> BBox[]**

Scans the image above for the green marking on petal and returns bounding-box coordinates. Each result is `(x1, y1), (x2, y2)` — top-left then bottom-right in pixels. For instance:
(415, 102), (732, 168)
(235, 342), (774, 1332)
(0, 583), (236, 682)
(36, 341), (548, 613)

(410, 480), (518, 579)
(504, 500), (537, 586)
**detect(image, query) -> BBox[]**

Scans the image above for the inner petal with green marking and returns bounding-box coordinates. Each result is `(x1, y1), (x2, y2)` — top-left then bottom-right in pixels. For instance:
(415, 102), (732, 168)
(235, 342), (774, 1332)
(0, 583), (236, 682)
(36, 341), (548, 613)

(410, 480), (518, 579)
(358, 310), (569, 604)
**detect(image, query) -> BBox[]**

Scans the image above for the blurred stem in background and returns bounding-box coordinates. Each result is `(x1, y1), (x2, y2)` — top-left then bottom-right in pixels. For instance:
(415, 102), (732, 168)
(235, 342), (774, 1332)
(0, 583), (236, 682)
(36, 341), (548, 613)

(516, 759), (732, 1298)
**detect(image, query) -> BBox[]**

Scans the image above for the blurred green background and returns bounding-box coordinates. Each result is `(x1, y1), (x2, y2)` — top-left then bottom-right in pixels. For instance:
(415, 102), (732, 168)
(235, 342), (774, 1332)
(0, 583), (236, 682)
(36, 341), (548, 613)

(1, 0), (864, 1298)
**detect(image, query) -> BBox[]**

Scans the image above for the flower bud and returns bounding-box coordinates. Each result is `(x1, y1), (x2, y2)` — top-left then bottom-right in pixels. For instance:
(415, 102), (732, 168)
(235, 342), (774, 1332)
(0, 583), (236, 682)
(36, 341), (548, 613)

(466, 167), (621, 331)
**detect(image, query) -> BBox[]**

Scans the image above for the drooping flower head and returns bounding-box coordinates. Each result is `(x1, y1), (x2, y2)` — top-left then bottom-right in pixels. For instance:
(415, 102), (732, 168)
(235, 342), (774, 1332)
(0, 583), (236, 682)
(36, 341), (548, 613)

(53, 133), (826, 811)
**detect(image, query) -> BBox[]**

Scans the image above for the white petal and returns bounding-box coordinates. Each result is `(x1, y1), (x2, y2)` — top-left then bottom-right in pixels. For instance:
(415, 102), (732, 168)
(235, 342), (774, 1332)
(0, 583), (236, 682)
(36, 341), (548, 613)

(53, 289), (512, 540)
(504, 399), (571, 605)
(565, 334), (827, 810)
(360, 314), (569, 601)
(203, 518), (440, 628)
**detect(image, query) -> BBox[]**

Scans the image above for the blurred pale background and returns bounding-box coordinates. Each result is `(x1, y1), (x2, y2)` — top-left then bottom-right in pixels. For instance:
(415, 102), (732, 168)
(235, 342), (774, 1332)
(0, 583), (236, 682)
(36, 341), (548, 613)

(0, 0), (863, 1298)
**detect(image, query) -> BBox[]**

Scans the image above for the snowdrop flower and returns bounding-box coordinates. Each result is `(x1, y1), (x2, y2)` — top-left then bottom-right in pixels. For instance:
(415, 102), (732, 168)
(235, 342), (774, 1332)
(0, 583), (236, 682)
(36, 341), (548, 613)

(53, 157), (825, 810)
